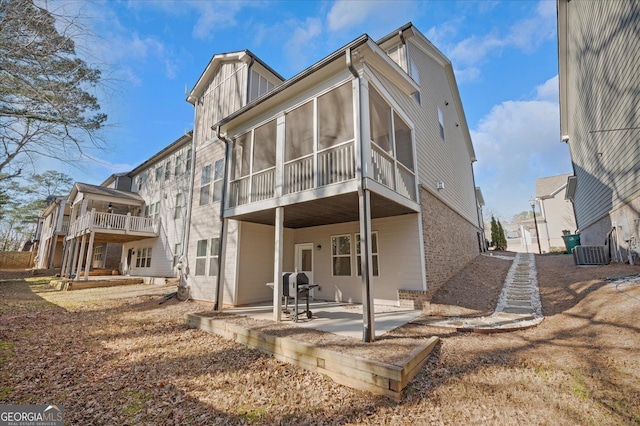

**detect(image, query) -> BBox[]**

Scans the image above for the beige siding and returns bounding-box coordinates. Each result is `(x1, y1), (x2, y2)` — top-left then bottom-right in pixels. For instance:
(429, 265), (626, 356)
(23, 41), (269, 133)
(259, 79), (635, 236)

(195, 61), (248, 144)
(564, 0), (640, 230)
(368, 41), (478, 226)
(236, 222), (276, 305)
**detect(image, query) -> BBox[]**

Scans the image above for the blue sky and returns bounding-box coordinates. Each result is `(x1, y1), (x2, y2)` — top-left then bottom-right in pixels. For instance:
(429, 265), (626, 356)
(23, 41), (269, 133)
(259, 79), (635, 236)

(38, 0), (570, 222)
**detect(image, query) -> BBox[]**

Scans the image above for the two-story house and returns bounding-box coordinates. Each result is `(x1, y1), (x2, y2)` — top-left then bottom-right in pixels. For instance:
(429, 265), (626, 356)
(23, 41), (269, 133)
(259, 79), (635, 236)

(558, 0), (640, 260)
(182, 23), (482, 340)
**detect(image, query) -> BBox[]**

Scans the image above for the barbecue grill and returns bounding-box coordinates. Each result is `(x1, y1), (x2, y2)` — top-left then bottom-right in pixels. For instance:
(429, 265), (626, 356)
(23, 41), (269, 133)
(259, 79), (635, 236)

(267, 272), (318, 322)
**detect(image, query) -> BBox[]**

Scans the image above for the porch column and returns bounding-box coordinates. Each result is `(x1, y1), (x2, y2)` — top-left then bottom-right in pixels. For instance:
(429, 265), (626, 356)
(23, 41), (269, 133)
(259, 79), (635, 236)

(75, 234), (87, 280)
(70, 238), (81, 277)
(273, 206), (284, 322)
(60, 241), (70, 276)
(82, 231), (96, 281)
(356, 70), (375, 342)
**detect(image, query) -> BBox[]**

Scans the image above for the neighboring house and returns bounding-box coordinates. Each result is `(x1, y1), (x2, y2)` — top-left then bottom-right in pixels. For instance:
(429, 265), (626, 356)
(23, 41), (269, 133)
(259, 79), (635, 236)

(534, 173), (577, 253)
(58, 133), (192, 281)
(34, 195), (70, 269)
(558, 0), (640, 259)
(183, 22), (483, 333)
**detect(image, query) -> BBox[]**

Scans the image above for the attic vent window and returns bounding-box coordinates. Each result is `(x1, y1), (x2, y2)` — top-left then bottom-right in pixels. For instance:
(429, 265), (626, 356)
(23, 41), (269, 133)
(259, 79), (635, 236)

(565, 176), (577, 201)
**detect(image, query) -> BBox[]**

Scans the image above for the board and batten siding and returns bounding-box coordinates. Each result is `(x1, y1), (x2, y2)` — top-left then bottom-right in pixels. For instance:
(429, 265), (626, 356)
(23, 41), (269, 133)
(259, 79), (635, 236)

(194, 61), (248, 145)
(564, 0), (640, 230)
(368, 41), (478, 227)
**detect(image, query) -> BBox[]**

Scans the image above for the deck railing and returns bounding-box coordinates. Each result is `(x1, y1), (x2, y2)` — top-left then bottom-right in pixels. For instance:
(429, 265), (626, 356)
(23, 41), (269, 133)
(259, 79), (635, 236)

(318, 142), (356, 186)
(67, 210), (159, 237)
(284, 154), (314, 194)
(371, 145), (395, 190)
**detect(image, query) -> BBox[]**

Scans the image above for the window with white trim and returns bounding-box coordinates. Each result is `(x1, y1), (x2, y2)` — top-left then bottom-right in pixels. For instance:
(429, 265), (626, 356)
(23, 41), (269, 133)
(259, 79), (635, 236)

(174, 193), (182, 219)
(186, 148), (192, 171)
(331, 235), (351, 276)
(195, 239), (207, 276)
(93, 245), (104, 264)
(164, 161), (171, 181)
(136, 247), (152, 268)
(174, 155), (182, 176)
(173, 243), (182, 267)
(356, 232), (379, 276)
(155, 166), (162, 182)
(213, 159), (224, 202)
(148, 201), (160, 220)
(199, 164), (211, 205)
(209, 237), (220, 276)
(438, 107), (444, 140)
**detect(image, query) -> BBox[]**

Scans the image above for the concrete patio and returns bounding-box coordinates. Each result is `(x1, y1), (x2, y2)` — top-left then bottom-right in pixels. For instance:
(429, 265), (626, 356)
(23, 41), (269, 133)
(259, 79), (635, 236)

(225, 301), (422, 339)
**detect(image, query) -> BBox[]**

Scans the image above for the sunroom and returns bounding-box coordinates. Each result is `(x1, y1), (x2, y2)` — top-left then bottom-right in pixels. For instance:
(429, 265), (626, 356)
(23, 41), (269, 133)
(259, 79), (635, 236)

(215, 38), (424, 341)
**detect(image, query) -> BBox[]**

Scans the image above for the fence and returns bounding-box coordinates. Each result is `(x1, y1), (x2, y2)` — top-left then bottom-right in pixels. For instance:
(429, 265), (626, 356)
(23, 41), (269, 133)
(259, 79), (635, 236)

(0, 251), (35, 269)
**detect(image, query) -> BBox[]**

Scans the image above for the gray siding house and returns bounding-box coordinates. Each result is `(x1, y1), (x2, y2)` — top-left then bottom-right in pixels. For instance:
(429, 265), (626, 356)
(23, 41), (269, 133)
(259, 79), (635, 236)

(558, 0), (640, 258)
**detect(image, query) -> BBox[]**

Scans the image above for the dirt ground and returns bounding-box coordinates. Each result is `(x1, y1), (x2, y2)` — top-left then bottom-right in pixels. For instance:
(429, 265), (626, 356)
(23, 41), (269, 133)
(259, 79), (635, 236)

(1, 253), (639, 425)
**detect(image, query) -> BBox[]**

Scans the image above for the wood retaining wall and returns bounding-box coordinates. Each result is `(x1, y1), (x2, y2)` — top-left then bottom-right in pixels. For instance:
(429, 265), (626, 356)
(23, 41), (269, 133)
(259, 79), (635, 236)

(186, 313), (438, 400)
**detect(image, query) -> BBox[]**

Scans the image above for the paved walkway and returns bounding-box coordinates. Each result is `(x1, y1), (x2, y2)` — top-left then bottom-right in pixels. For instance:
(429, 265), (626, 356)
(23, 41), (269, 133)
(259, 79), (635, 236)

(416, 253), (544, 332)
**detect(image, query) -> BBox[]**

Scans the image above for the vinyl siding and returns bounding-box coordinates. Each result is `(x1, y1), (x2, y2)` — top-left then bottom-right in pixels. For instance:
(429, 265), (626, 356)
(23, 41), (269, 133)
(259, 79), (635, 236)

(565, 0), (640, 229)
(194, 61), (248, 144)
(368, 40), (478, 226)
(236, 222), (276, 305)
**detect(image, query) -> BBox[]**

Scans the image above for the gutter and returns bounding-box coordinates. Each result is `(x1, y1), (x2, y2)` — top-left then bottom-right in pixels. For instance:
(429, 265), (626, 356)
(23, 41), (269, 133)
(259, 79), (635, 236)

(212, 125), (233, 311)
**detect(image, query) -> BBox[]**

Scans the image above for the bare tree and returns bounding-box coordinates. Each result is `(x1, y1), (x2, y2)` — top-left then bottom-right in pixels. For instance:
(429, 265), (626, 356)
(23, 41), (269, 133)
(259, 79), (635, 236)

(0, 0), (107, 182)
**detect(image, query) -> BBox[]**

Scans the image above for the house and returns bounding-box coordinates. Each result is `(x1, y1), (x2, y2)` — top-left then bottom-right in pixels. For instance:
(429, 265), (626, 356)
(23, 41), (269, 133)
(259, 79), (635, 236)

(58, 133), (192, 281)
(558, 0), (640, 259)
(37, 22), (482, 342)
(34, 195), (70, 269)
(534, 173), (577, 252)
(183, 23), (482, 340)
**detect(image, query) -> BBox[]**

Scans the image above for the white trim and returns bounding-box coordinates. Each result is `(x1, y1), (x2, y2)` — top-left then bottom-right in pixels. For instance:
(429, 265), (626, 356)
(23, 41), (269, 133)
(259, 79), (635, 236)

(330, 234), (352, 276)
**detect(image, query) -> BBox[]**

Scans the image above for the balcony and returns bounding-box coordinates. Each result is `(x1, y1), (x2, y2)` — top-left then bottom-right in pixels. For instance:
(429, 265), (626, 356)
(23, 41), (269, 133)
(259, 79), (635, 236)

(67, 209), (159, 242)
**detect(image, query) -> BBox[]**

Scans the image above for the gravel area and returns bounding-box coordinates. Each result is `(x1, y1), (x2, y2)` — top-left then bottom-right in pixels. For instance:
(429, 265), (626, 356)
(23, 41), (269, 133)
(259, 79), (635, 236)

(1, 254), (639, 425)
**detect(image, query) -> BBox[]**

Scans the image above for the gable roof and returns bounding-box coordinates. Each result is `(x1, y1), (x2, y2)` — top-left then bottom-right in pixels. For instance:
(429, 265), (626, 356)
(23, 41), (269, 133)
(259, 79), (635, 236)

(536, 173), (572, 199)
(187, 50), (285, 105)
(69, 182), (144, 205)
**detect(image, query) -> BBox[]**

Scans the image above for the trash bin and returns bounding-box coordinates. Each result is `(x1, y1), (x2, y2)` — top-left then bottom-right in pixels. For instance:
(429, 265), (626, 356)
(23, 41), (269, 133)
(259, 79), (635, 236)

(562, 234), (581, 253)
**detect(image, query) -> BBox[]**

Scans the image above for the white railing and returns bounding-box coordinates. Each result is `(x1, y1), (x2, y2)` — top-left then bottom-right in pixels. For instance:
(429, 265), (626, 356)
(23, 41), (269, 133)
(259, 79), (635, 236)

(371, 144), (395, 190)
(251, 168), (275, 202)
(229, 176), (250, 207)
(318, 142), (355, 186)
(284, 155), (314, 194)
(60, 220), (70, 234)
(67, 210), (158, 237)
(396, 164), (416, 201)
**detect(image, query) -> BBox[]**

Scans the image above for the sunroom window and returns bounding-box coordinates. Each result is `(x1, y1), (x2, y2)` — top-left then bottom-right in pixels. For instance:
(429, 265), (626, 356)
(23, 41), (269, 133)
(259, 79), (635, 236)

(318, 83), (354, 150)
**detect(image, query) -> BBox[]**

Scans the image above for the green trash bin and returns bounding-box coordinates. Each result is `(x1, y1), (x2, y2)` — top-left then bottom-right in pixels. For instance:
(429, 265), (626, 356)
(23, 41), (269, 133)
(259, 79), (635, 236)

(562, 234), (581, 253)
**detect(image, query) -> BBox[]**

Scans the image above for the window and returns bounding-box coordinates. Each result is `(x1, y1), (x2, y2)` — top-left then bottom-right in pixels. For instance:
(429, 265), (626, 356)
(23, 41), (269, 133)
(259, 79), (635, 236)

(410, 59), (421, 104)
(199, 164), (211, 205)
(209, 237), (220, 276)
(173, 243), (182, 267)
(195, 240), (207, 276)
(386, 43), (407, 71)
(174, 155), (182, 176)
(438, 107), (444, 140)
(249, 69), (276, 101)
(93, 245), (104, 264)
(394, 112), (413, 171)
(213, 159), (224, 202)
(285, 101), (314, 162)
(232, 132), (252, 180)
(136, 247), (152, 268)
(164, 161), (171, 181)
(146, 202), (160, 219)
(356, 232), (379, 276)
(331, 235), (351, 276)
(174, 193), (182, 219)
(318, 83), (354, 150)
(369, 88), (392, 155)
(186, 148), (192, 171)
(252, 120), (277, 172)
(155, 166), (162, 182)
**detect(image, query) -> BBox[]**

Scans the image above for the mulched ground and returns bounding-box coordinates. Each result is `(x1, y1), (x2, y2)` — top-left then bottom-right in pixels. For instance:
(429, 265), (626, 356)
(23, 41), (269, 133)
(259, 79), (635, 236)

(1, 254), (639, 425)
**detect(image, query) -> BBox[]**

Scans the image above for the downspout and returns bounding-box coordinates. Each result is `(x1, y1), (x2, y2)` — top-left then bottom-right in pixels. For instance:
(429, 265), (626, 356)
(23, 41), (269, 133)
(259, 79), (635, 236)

(181, 128), (197, 285)
(213, 125), (233, 311)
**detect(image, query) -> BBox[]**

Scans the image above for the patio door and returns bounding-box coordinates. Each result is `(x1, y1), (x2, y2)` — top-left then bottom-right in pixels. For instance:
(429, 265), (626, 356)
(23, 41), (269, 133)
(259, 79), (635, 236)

(295, 243), (314, 295)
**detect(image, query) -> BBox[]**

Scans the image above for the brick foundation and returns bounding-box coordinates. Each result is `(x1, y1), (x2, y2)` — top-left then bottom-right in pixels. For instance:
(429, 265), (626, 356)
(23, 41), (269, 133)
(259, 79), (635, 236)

(420, 188), (480, 296)
(398, 289), (430, 310)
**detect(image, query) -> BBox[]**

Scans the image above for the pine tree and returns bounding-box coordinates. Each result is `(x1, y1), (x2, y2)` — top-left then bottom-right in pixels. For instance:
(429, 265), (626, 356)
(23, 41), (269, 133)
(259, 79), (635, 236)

(490, 215), (498, 248)
(496, 220), (507, 251)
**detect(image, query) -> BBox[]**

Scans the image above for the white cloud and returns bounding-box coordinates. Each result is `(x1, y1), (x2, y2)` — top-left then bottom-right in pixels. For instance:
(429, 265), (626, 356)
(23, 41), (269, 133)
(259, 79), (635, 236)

(454, 67), (481, 83)
(473, 76), (571, 220)
(327, 0), (419, 34)
(283, 18), (323, 70)
(443, 1), (556, 71)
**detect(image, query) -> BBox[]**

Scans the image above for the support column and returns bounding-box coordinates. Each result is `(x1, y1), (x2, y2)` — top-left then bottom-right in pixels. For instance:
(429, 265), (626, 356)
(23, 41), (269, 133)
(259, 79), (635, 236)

(83, 231), (95, 281)
(273, 207), (284, 322)
(358, 188), (375, 342)
(75, 234), (87, 280)
(60, 241), (70, 276)
(70, 238), (81, 277)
